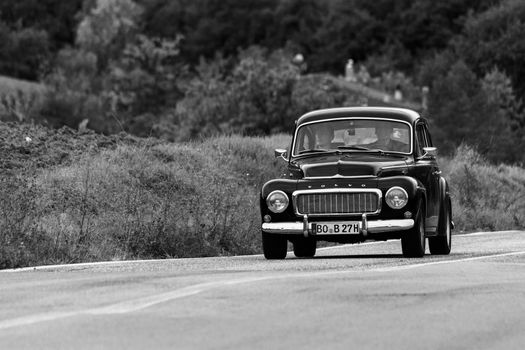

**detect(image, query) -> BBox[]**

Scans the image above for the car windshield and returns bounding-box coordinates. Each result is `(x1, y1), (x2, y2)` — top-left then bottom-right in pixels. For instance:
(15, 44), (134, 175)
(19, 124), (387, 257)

(293, 118), (411, 156)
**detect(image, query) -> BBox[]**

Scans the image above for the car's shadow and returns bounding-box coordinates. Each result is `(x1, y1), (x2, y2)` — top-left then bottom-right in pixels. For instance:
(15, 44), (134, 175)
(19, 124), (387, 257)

(291, 254), (404, 259)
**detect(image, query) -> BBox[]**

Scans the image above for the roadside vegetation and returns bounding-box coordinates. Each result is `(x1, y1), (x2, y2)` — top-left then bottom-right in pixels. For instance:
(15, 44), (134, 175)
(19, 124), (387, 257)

(1, 120), (524, 269)
(0, 121), (290, 268)
(443, 146), (525, 233)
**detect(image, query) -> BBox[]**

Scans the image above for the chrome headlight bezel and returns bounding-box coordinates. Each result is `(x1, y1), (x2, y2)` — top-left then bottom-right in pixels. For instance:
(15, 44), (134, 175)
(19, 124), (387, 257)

(385, 186), (408, 210)
(266, 190), (289, 213)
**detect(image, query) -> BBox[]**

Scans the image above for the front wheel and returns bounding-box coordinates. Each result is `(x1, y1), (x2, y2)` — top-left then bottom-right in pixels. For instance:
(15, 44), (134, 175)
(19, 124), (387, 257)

(262, 232), (287, 259)
(402, 204), (426, 257)
(429, 200), (452, 255)
(293, 237), (316, 258)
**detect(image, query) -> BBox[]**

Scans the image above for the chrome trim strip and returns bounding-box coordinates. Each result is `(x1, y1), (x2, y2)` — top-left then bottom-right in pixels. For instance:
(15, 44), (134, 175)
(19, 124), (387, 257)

(380, 165), (408, 170)
(292, 188), (383, 217)
(261, 219), (414, 235)
(303, 175), (378, 180)
(291, 117), (414, 157)
(262, 222), (311, 234)
(367, 219), (414, 233)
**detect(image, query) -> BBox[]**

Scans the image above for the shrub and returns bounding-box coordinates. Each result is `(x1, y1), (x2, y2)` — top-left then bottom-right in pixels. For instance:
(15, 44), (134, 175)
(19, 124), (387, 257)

(443, 145), (525, 232)
(0, 175), (59, 269)
(0, 88), (43, 122)
(0, 133), (289, 267)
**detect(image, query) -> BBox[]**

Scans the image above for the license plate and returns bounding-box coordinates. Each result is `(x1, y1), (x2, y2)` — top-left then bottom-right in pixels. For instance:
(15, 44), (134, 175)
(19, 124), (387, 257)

(312, 222), (361, 234)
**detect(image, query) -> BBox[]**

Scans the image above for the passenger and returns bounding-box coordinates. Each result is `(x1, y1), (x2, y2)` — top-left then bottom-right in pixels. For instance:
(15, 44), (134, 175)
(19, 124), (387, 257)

(316, 124), (334, 149)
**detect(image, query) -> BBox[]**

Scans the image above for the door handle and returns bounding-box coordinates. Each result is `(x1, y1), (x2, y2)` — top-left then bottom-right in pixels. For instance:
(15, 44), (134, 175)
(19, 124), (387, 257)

(432, 170), (442, 175)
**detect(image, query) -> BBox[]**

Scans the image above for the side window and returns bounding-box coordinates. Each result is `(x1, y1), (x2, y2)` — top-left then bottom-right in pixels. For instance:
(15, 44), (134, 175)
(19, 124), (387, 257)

(423, 125), (433, 147)
(416, 124), (427, 156)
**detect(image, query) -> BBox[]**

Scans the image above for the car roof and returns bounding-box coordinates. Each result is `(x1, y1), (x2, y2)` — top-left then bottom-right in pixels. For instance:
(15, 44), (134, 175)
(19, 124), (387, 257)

(296, 107), (421, 125)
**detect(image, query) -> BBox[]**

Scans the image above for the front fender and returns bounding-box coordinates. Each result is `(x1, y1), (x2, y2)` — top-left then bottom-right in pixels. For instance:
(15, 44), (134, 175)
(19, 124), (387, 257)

(260, 179), (298, 221)
(377, 176), (425, 219)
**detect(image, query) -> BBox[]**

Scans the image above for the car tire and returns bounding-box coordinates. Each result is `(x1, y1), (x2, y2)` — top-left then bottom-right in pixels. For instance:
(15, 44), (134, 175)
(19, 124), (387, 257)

(262, 232), (288, 259)
(293, 237), (317, 258)
(429, 200), (452, 255)
(401, 203), (426, 257)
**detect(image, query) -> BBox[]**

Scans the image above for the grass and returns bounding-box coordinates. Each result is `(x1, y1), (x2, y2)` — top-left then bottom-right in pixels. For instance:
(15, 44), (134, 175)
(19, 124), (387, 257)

(442, 145), (525, 232)
(0, 125), (523, 269)
(0, 132), (291, 268)
(0, 76), (45, 95)
(0, 76), (46, 122)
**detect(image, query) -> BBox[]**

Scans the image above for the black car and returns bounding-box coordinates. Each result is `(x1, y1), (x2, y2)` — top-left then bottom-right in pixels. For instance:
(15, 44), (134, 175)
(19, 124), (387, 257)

(260, 107), (453, 259)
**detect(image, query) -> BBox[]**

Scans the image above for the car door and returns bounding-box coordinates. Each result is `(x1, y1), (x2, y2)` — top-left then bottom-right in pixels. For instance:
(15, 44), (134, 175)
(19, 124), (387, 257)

(413, 122), (440, 231)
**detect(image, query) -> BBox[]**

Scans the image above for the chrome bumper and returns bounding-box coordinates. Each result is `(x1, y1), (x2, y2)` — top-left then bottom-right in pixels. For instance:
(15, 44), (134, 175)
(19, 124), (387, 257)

(262, 214), (414, 237)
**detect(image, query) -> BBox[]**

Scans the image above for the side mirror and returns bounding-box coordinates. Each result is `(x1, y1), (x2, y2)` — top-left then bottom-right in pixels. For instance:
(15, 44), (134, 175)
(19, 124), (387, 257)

(274, 148), (288, 161)
(422, 147), (437, 158)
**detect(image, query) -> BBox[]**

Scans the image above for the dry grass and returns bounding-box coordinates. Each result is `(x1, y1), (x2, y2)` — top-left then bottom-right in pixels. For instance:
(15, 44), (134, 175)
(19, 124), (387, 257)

(0, 76), (46, 122)
(0, 134), (290, 268)
(441, 145), (525, 232)
(1, 131), (523, 269)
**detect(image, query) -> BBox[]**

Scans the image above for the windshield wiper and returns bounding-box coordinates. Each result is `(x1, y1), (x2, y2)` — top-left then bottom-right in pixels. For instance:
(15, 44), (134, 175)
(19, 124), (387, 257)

(337, 145), (370, 151)
(365, 149), (407, 157)
(298, 148), (331, 154)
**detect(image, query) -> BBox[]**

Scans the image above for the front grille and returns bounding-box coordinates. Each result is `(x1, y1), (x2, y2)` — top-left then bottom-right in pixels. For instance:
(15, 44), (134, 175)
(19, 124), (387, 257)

(295, 191), (380, 215)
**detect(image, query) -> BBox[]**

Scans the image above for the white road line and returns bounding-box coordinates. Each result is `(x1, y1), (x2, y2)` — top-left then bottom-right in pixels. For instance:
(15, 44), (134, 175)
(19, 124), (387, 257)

(1, 249), (525, 331)
(0, 276), (275, 330)
(2, 230), (520, 273)
(373, 251), (525, 272)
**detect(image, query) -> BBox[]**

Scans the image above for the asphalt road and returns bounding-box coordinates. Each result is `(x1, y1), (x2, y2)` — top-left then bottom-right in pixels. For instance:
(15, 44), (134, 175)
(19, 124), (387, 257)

(1, 231), (525, 350)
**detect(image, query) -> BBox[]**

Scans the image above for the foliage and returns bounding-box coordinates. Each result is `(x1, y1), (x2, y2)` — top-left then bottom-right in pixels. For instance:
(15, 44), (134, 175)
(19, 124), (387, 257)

(0, 23), (51, 80)
(0, 0), (83, 49)
(174, 46), (361, 141)
(0, 176), (53, 269)
(2, 0), (525, 167)
(76, 0), (143, 70)
(106, 34), (187, 135)
(420, 52), (525, 163)
(426, 60), (512, 161)
(0, 0), (503, 77)
(39, 47), (112, 132)
(175, 47), (298, 139)
(139, 0), (494, 74)
(36, 0), (186, 135)
(457, 0), (525, 96)
(443, 145), (525, 232)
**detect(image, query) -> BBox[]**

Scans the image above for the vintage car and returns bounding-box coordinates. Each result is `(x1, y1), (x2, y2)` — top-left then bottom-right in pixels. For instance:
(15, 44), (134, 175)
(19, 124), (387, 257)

(260, 107), (453, 259)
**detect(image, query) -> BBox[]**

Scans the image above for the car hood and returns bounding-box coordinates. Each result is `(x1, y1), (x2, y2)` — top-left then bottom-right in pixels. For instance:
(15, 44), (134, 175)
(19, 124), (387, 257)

(292, 153), (409, 178)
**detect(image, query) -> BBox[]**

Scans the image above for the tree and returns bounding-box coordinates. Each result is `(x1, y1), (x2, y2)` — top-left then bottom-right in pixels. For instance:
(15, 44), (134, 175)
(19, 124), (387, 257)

(107, 34), (186, 135)
(0, 0), (83, 50)
(480, 68), (524, 163)
(427, 60), (520, 162)
(0, 23), (50, 80)
(457, 0), (525, 97)
(76, 0), (143, 70)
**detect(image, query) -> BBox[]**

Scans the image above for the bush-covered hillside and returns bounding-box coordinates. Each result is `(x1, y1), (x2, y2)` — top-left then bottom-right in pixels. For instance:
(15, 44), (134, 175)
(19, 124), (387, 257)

(1, 121), (524, 269)
(1, 0), (524, 163)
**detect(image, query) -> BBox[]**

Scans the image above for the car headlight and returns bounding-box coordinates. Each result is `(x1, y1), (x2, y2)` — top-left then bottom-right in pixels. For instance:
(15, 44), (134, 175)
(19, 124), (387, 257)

(266, 190), (289, 213)
(385, 186), (408, 209)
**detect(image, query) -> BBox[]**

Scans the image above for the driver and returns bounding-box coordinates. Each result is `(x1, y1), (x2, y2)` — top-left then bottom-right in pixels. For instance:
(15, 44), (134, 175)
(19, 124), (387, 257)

(368, 123), (407, 152)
